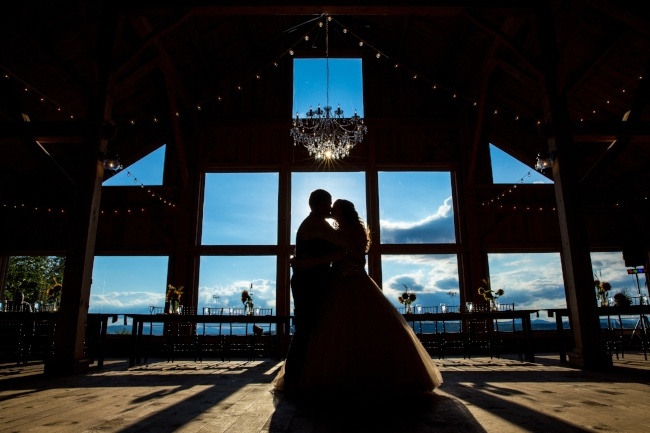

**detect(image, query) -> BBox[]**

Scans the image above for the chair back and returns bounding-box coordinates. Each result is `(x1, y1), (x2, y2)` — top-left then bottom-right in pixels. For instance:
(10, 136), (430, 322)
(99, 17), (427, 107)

(497, 303), (515, 311)
(180, 306), (196, 315)
(149, 306), (165, 315)
(473, 302), (492, 312)
(440, 305), (460, 313)
(201, 307), (223, 335)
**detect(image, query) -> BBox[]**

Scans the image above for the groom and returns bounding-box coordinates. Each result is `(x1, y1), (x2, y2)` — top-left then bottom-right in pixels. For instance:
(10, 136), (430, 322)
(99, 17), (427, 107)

(283, 188), (339, 395)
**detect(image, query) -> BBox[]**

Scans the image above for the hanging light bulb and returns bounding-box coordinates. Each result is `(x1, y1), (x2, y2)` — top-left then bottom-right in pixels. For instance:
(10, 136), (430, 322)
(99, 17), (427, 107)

(535, 150), (555, 171)
(100, 152), (123, 171)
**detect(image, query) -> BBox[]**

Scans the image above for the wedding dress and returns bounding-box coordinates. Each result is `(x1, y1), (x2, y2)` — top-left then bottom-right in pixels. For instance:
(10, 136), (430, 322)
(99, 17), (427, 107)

(274, 255), (442, 397)
(274, 199), (442, 397)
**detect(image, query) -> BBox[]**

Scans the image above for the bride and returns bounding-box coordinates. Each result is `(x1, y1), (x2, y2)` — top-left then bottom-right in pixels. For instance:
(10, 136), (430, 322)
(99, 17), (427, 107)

(274, 198), (442, 397)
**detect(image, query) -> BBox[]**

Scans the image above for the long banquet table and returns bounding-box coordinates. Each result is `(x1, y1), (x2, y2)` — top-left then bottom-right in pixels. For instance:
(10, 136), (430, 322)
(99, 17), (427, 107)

(546, 305), (650, 362)
(401, 310), (540, 362)
(126, 313), (293, 366)
(126, 310), (540, 366)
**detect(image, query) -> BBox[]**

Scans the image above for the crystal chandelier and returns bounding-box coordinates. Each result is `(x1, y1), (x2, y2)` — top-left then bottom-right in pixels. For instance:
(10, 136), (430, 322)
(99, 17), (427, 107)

(291, 16), (367, 160)
(535, 150), (555, 171)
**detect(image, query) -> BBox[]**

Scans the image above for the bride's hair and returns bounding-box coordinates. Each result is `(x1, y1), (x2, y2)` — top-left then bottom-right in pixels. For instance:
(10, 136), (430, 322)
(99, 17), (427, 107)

(333, 199), (371, 253)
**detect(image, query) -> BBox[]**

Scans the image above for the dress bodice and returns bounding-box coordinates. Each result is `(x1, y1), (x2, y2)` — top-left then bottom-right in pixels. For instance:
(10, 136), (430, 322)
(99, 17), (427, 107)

(332, 255), (367, 277)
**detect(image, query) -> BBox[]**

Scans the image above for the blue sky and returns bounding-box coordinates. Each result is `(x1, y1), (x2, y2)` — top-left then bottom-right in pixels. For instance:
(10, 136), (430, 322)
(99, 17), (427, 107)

(293, 59), (364, 119)
(91, 59), (647, 326)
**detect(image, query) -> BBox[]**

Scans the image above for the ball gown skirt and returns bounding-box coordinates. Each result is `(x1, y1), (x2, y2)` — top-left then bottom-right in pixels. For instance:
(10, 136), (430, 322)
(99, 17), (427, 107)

(273, 260), (442, 397)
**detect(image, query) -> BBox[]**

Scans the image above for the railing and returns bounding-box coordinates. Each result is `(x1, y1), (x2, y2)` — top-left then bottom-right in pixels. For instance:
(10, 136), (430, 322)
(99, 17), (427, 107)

(546, 305), (650, 362)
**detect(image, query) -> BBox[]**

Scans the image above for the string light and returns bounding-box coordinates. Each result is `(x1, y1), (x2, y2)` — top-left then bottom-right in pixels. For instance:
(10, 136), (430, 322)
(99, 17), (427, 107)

(122, 170), (176, 207)
(1, 18), (642, 145)
(481, 170), (544, 207)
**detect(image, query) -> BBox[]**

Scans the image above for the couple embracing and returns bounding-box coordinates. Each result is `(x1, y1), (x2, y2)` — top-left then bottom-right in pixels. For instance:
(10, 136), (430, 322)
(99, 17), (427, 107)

(273, 189), (442, 398)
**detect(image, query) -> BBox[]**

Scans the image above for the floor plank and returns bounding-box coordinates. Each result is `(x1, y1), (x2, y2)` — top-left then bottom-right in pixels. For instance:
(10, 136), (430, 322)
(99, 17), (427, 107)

(1, 353), (649, 433)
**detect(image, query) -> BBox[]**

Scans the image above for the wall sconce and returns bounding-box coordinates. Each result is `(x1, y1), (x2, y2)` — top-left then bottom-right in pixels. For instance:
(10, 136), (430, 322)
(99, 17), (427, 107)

(100, 152), (123, 171)
(535, 151), (555, 172)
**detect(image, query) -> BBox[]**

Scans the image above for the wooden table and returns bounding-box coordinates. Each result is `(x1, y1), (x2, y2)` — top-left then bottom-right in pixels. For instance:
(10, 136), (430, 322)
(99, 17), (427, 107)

(403, 310), (540, 362)
(546, 305), (650, 362)
(126, 313), (293, 366)
(0, 312), (116, 368)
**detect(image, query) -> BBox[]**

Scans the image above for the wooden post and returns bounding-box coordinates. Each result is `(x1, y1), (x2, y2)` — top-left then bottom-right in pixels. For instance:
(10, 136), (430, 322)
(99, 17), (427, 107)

(535, 4), (611, 369)
(45, 5), (119, 375)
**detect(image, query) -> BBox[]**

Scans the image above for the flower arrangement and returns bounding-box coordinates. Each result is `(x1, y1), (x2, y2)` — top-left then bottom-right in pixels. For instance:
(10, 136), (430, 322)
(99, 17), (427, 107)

(398, 284), (417, 314)
(166, 284), (184, 302)
(47, 277), (63, 304)
(613, 289), (632, 307)
(478, 277), (504, 310)
(165, 284), (184, 314)
(594, 272), (611, 306)
(242, 284), (254, 315)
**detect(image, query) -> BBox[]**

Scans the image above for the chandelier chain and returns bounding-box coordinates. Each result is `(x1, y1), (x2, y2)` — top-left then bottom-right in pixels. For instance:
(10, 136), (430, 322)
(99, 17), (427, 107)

(290, 15), (368, 160)
(326, 17), (330, 109)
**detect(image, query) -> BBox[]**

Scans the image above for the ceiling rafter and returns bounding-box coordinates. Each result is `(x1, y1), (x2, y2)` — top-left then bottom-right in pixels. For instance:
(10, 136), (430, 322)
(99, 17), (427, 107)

(463, 10), (541, 79)
(580, 58), (650, 183)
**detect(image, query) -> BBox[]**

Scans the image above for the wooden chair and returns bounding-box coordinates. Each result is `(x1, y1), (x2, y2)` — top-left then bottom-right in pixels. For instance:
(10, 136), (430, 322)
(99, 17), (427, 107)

(619, 312), (649, 360)
(165, 322), (199, 362)
(249, 308), (278, 359)
(490, 303), (523, 360)
(223, 307), (253, 360)
(436, 305), (463, 358)
(601, 314), (625, 360)
(166, 307), (199, 362)
(416, 306), (439, 333)
(198, 307), (225, 361)
(24, 319), (57, 363)
(414, 306), (444, 358)
(464, 306), (493, 358)
(0, 319), (25, 365)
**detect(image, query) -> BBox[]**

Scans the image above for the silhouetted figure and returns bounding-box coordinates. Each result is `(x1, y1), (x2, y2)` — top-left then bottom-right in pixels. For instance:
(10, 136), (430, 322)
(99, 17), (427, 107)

(275, 189), (339, 396)
(10, 290), (32, 312)
(275, 199), (442, 399)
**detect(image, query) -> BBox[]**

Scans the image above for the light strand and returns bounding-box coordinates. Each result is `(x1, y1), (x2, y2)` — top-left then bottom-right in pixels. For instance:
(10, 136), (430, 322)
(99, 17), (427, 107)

(1, 18), (642, 141)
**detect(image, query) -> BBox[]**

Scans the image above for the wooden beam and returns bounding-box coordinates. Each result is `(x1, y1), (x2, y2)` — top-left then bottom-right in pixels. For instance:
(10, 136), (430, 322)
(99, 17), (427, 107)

(45, 4), (121, 376)
(119, 3), (531, 17)
(0, 122), (85, 142)
(580, 58), (650, 182)
(534, 2), (611, 370)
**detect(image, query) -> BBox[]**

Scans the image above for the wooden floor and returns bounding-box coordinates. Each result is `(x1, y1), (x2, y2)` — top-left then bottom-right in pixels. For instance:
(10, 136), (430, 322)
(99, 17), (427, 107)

(1, 352), (650, 433)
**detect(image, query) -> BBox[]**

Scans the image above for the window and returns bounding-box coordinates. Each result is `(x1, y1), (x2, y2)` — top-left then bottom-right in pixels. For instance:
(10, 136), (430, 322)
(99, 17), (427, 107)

(198, 256), (277, 332)
(592, 251), (646, 304)
(381, 254), (459, 310)
(487, 252), (564, 329)
(376, 172), (458, 308)
(90, 256), (169, 332)
(378, 171), (455, 244)
(293, 58), (363, 118)
(490, 144), (551, 185)
(103, 145), (165, 186)
(202, 173), (279, 245)
(291, 171), (366, 239)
